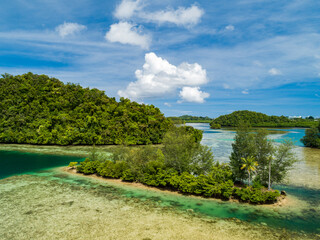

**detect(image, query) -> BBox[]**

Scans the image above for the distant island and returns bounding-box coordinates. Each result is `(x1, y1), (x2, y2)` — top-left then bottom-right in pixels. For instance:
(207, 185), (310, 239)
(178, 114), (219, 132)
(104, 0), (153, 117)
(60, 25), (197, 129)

(168, 115), (212, 124)
(210, 110), (318, 128)
(0, 73), (172, 145)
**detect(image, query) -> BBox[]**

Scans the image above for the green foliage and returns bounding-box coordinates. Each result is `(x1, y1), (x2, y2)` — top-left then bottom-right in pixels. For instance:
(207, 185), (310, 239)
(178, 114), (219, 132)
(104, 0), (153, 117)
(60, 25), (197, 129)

(0, 73), (172, 145)
(230, 122), (256, 182)
(97, 160), (128, 178)
(301, 126), (320, 148)
(241, 156), (258, 186)
(270, 140), (297, 184)
(70, 125), (280, 204)
(234, 187), (280, 204)
(210, 123), (221, 129)
(168, 115), (212, 123)
(167, 117), (185, 124)
(254, 129), (274, 185)
(76, 158), (101, 175)
(162, 126), (213, 175)
(210, 110), (317, 128)
(68, 162), (78, 168)
(230, 123), (297, 188)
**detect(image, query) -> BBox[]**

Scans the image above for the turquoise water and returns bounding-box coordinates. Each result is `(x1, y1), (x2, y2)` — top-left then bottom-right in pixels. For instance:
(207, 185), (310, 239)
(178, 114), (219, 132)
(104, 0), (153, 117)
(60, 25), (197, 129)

(0, 126), (319, 236)
(271, 128), (306, 147)
(25, 168), (320, 234)
(0, 150), (83, 179)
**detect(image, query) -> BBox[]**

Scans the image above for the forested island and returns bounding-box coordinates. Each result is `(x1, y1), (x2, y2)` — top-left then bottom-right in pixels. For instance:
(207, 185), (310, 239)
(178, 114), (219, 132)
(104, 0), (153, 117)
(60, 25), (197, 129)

(168, 115), (212, 124)
(0, 73), (172, 145)
(210, 110), (317, 128)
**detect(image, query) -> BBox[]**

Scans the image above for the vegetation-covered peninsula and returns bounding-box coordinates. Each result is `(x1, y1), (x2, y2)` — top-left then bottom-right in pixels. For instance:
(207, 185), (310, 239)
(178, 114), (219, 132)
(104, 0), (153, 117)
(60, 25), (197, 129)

(210, 110), (317, 128)
(70, 124), (296, 204)
(0, 73), (172, 145)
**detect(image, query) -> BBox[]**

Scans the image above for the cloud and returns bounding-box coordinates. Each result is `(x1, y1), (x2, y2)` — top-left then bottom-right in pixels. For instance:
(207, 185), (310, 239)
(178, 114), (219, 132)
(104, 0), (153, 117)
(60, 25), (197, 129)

(55, 22), (86, 38)
(268, 68), (282, 76)
(140, 5), (204, 27)
(241, 89), (249, 94)
(225, 25), (235, 31)
(164, 102), (171, 107)
(179, 87), (209, 103)
(118, 52), (208, 101)
(105, 21), (151, 49)
(114, 0), (142, 19)
(112, 1), (204, 28)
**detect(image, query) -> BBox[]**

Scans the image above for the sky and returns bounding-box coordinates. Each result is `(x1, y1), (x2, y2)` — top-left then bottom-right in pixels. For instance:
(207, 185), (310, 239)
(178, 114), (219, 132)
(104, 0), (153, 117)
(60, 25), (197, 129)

(0, 0), (319, 118)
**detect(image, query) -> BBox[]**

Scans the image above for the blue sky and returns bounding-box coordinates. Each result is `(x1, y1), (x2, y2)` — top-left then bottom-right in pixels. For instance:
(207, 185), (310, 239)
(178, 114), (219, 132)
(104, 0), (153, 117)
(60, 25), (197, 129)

(1, 0), (319, 117)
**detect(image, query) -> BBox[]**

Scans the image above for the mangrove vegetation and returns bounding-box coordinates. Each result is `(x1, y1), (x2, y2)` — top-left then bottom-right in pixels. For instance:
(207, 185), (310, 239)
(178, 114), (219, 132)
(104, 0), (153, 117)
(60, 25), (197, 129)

(70, 124), (298, 204)
(301, 121), (320, 148)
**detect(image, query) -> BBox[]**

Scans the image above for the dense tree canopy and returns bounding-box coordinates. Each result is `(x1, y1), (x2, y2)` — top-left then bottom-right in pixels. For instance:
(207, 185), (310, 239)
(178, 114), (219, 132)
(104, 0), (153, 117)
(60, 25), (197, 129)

(0, 73), (172, 145)
(210, 110), (317, 128)
(230, 123), (297, 188)
(301, 122), (320, 148)
(74, 127), (280, 204)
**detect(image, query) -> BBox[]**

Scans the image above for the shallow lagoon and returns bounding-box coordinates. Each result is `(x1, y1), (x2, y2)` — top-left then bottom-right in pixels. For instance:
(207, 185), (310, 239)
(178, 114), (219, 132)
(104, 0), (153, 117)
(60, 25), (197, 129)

(1, 124), (320, 239)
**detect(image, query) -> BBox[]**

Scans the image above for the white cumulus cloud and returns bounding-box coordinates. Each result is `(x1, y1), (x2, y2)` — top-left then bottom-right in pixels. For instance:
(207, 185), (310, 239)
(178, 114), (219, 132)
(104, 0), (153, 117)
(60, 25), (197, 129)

(105, 21), (151, 49)
(179, 87), (209, 103)
(241, 89), (249, 94)
(118, 52), (208, 101)
(114, 0), (142, 19)
(225, 25), (235, 31)
(55, 22), (87, 38)
(268, 68), (282, 76)
(141, 5), (204, 27)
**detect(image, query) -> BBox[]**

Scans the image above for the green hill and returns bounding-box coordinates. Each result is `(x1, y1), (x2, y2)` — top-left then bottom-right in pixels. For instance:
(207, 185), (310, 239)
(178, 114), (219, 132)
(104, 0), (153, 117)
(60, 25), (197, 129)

(0, 73), (172, 145)
(210, 110), (317, 128)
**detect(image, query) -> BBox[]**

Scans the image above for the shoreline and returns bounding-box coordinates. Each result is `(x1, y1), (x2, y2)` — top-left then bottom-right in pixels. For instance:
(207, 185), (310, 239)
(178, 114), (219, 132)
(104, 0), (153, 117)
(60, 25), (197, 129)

(0, 143), (156, 157)
(62, 167), (292, 208)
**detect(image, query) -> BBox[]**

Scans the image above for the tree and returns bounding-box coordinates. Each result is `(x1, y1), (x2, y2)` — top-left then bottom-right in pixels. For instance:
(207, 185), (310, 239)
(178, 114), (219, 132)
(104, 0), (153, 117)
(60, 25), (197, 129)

(230, 123), (297, 188)
(254, 129), (274, 185)
(0, 73), (172, 146)
(229, 122), (256, 182)
(210, 123), (221, 129)
(190, 144), (215, 175)
(269, 140), (297, 187)
(162, 127), (214, 175)
(301, 125), (320, 148)
(241, 156), (258, 186)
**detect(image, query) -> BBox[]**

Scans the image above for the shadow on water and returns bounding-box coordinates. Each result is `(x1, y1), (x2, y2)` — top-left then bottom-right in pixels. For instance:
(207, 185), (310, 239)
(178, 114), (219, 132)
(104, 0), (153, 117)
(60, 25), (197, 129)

(0, 150), (84, 179)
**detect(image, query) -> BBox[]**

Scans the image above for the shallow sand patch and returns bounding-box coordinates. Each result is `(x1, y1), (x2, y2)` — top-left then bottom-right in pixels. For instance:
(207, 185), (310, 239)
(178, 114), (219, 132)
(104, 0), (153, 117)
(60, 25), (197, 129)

(1, 174), (315, 240)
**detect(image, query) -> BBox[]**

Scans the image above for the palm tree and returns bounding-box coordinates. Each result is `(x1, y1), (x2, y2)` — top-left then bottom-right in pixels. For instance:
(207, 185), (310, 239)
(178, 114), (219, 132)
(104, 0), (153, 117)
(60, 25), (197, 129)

(241, 156), (258, 186)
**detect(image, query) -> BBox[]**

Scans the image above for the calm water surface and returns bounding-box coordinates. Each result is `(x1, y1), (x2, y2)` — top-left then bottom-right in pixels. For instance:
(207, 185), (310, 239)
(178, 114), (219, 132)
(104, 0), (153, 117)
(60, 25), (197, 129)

(0, 150), (83, 179)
